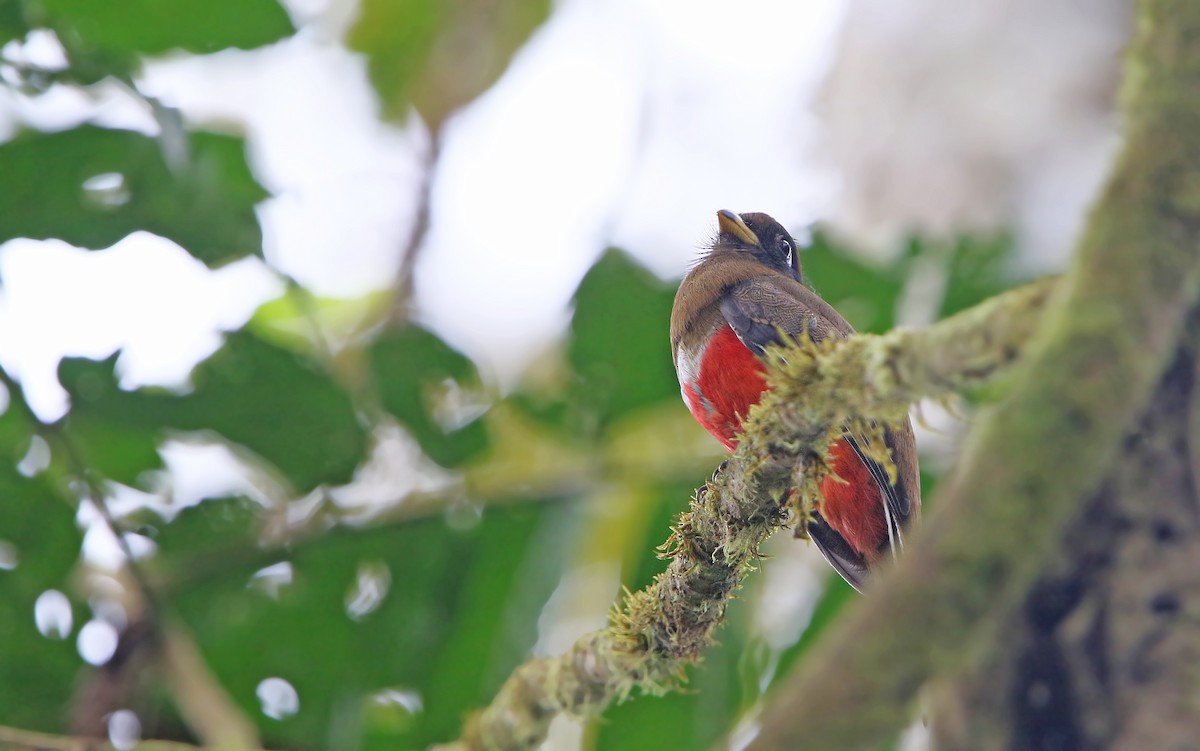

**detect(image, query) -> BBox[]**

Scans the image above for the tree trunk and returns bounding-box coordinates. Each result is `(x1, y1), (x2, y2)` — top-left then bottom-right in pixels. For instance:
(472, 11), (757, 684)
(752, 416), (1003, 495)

(932, 312), (1200, 751)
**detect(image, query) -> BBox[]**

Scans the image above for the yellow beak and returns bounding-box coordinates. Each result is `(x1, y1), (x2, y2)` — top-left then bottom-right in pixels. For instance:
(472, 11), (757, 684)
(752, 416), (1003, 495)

(717, 209), (760, 246)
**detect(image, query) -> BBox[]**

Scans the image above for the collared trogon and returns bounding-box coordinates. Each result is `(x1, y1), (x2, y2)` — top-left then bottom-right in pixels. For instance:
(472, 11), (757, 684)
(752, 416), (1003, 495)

(670, 210), (921, 592)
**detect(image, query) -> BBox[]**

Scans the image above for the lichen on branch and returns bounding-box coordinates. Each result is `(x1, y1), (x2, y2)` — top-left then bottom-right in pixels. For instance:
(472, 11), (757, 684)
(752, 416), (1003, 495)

(435, 276), (1057, 751)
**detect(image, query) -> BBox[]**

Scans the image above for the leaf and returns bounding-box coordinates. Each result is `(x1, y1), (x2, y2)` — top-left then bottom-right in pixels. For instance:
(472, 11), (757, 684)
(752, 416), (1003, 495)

(369, 326), (489, 468)
(249, 288), (393, 354)
(33, 0), (293, 58)
(59, 412), (164, 487)
(593, 636), (742, 751)
(349, 0), (550, 126)
(0, 2), (29, 48)
(802, 230), (1021, 332)
(150, 497), (268, 591)
(939, 233), (1019, 318)
(800, 231), (914, 333)
(0, 442), (85, 730)
(567, 249), (680, 432)
(0, 126), (266, 266)
(59, 331), (367, 492)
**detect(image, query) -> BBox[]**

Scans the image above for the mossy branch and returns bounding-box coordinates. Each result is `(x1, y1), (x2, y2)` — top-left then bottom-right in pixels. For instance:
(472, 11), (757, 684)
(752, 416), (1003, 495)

(433, 276), (1056, 751)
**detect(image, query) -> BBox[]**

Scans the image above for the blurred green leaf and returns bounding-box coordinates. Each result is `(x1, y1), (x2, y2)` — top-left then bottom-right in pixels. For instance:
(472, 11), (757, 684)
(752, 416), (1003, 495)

(395, 501), (574, 750)
(154, 499), (569, 750)
(595, 633), (742, 751)
(0, 126), (266, 266)
(60, 331), (366, 492)
(939, 233), (1019, 318)
(33, 0), (293, 58)
(369, 326), (489, 468)
(150, 496), (266, 589)
(800, 231), (913, 333)
(347, 0), (440, 121)
(803, 230), (1021, 331)
(249, 289), (393, 354)
(567, 249), (680, 432)
(622, 481), (703, 591)
(0, 437), (84, 730)
(61, 410), (164, 486)
(0, 3), (29, 47)
(349, 0), (550, 125)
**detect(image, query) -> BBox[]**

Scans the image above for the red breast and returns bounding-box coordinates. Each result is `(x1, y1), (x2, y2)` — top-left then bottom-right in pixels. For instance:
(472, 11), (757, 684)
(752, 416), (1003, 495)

(679, 323), (765, 450)
(670, 210), (921, 591)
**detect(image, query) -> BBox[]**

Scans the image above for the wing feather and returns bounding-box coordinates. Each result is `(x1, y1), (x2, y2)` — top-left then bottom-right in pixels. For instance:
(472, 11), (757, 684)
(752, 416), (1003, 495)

(720, 276), (914, 568)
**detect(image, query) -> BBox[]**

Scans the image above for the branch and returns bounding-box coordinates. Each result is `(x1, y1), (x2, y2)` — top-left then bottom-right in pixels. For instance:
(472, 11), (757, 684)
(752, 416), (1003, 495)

(742, 0), (1200, 747)
(159, 622), (260, 750)
(0, 723), (249, 751)
(389, 131), (439, 326)
(432, 276), (1056, 751)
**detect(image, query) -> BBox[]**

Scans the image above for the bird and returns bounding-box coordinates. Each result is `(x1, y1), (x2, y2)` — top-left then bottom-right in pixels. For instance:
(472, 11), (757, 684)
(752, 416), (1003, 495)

(670, 209), (921, 591)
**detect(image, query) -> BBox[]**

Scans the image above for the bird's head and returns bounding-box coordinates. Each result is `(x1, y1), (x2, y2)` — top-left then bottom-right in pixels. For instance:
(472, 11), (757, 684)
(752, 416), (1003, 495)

(715, 209), (803, 283)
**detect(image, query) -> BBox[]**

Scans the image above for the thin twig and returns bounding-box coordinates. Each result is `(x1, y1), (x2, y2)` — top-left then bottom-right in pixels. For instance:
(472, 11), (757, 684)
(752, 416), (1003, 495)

(389, 130), (440, 326)
(0, 723), (247, 751)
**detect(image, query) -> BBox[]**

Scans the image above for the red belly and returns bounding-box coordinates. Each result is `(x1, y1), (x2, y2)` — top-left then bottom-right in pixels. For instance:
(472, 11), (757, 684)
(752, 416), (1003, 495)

(684, 324), (886, 559)
(684, 325), (766, 450)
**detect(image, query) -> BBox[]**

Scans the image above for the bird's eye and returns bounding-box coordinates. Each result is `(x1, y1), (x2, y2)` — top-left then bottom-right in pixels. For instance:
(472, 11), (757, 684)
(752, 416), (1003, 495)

(778, 238), (793, 265)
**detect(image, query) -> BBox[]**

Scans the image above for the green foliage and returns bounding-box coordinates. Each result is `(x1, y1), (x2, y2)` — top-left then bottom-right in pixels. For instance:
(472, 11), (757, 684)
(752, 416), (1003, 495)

(153, 499), (570, 750)
(0, 1), (588, 746)
(28, 0), (292, 78)
(370, 326), (489, 468)
(0, 2), (29, 48)
(347, 0), (443, 121)
(595, 637), (742, 751)
(60, 332), (367, 492)
(567, 249), (681, 433)
(803, 230), (1019, 331)
(58, 399), (164, 486)
(0, 127), (266, 265)
(0, 410), (84, 731)
(349, 0), (551, 125)
(250, 289), (394, 353)
(801, 231), (913, 333)
(938, 233), (1016, 318)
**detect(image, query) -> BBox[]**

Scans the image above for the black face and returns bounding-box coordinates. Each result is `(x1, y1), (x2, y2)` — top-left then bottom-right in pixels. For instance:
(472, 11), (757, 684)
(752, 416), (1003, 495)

(734, 212), (803, 282)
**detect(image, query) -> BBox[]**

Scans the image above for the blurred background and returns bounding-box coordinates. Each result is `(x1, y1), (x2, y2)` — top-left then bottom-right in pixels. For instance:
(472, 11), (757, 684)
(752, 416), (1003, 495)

(0, 0), (1129, 749)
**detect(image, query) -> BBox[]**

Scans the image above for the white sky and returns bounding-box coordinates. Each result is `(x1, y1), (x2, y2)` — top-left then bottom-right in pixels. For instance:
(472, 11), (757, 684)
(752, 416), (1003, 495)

(0, 0), (847, 416)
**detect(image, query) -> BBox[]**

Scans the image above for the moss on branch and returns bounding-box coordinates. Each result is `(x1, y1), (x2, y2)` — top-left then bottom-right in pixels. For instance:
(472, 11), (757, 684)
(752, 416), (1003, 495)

(434, 277), (1056, 751)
